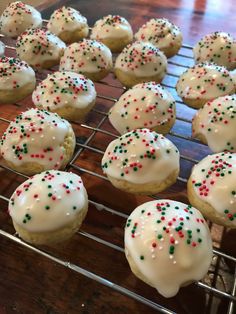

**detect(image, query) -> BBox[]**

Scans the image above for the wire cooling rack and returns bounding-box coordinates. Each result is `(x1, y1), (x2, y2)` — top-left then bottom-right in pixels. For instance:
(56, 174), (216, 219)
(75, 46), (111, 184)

(0, 28), (236, 314)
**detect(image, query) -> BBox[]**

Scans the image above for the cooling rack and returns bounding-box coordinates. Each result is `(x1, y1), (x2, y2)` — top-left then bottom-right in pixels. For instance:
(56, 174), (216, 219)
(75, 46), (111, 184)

(0, 29), (236, 314)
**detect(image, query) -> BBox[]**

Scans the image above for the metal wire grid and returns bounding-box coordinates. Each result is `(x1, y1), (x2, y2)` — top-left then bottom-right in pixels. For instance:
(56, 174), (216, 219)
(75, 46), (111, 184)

(0, 33), (235, 314)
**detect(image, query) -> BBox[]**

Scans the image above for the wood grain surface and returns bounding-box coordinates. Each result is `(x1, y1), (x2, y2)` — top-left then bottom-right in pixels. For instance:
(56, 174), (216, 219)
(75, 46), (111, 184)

(0, 1), (236, 314)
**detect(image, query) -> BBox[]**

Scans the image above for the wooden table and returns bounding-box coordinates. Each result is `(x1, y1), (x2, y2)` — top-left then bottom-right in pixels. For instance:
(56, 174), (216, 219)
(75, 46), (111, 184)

(0, 1), (236, 313)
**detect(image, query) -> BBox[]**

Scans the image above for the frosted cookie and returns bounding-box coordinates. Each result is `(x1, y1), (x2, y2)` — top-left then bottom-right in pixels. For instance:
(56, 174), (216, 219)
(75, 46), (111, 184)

(114, 41), (167, 88)
(176, 62), (235, 109)
(60, 39), (113, 81)
(0, 1), (42, 38)
(125, 200), (212, 298)
(90, 15), (133, 52)
(192, 95), (236, 153)
(9, 170), (88, 245)
(0, 57), (36, 104)
(32, 71), (97, 121)
(193, 32), (236, 70)
(188, 152), (236, 228)
(109, 82), (176, 134)
(16, 28), (66, 69)
(0, 108), (75, 175)
(101, 128), (180, 194)
(0, 41), (5, 56)
(47, 7), (89, 44)
(135, 18), (182, 58)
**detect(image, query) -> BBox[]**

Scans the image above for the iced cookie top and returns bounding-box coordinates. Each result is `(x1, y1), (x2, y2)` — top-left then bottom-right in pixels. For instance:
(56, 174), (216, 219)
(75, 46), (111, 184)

(193, 32), (236, 70)
(91, 15), (133, 40)
(0, 108), (73, 169)
(33, 71), (96, 111)
(102, 128), (179, 184)
(60, 39), (112, 74)
(135, 18), (182, 51)
(176, 62), (235, 100)
(47, 7), (88, 36)
(0, 1), (42, 38)
(16, 28), (66, 69)
(190, 152), (236, 226)
(9, 170), (88, 232)
(125, 200), (212, 297)
(193, 95), (236, 153)
(115, 41), (167, 77)
(109, 81), (175, 134)
(0, 57), (35, 91)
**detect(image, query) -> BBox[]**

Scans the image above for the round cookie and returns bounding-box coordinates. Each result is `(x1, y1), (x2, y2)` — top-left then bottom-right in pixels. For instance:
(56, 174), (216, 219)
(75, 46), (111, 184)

(9, 170), (88, 245)
(47, 7), (89, 44)
(90, 15), (133, 52)
(0, 57), (36, 104)
(59, 39), (113, 81)
(192, 95), (236, 153)
(193, 32), (236, 70)
(114, 41), (167, 88)
(0, 41), (5, 56)
(176, 62), (235, 109)
(101, 128), (180, 195)
(0, 1), (42, 38)
(0, 108), (75, 175)
(109, 81), (176, 134)
(125, 200), (213, 298)
(16, 28), (66, 70)
(135, 18), (182, 58)
(32, 71), (97, 121)
(188, 152), (236, 228)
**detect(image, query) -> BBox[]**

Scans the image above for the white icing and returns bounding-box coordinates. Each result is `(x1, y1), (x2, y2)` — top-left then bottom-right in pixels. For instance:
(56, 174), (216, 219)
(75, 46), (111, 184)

(193, 32), (236, 70)
(16, 28), (66, 69)
(32, 71), (97, 110)
(101, 128), (179, 184)
(0, 108), (73, 169)
(115, 41), (167, 77)
(230, 68), (236, 84)
(0, 1), (42, 38)
(9, 170), (88, 232)
(125, 200), (212, 298)
(193, 95), (236, 152)
(47, 7), (88, 35)
(176, 62), (235, 100)
(91, 15), (133, 40)
(190, 152), (236, 227)
(0, 57), (35, 90)
(0, 41), (5, 56)
(135, 18), (182, 51)
(109, 81), (176, 134)
(60, 40), (112, 74)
